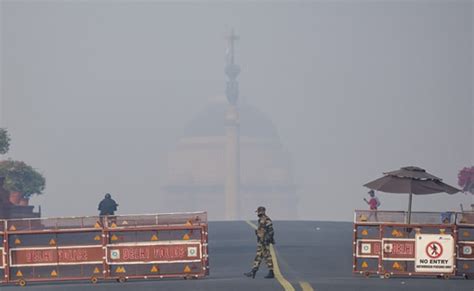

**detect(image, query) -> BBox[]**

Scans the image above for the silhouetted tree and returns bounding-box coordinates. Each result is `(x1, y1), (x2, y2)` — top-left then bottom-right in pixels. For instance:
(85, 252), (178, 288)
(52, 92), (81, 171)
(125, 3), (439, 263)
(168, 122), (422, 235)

(0, 160), (46, 199)
(458, 166), (474, 194)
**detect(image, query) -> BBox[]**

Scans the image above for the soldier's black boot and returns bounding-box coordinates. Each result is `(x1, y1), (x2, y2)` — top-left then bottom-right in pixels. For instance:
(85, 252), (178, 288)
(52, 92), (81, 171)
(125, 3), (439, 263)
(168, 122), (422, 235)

(264, 270), (275, 279)
(244, 268), (258, 279)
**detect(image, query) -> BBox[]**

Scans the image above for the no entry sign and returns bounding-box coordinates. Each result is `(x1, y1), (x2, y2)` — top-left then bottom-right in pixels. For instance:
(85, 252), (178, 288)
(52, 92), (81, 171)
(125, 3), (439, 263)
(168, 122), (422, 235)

(415, 234), (454, 273)
(425, 241), (443, 259)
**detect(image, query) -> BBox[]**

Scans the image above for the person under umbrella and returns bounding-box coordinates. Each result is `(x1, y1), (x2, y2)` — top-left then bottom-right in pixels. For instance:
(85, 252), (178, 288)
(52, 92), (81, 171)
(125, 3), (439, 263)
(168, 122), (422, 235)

(364, 166), (460, 224)
(363, 190), (381, 221)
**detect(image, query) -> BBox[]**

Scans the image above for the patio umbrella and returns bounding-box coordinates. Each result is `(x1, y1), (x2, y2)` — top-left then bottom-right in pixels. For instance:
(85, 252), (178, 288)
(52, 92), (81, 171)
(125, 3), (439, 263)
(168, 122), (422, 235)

(364, 166), (460, 224)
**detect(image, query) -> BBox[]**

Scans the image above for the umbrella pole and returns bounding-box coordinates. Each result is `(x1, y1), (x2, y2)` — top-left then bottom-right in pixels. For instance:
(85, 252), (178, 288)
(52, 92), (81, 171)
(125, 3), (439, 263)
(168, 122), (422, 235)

(407, 192), (413, 224)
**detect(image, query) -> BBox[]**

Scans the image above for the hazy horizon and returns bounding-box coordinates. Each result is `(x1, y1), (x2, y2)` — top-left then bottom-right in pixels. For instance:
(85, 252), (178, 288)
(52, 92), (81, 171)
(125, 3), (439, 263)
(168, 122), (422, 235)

(0, 0), (472, 221)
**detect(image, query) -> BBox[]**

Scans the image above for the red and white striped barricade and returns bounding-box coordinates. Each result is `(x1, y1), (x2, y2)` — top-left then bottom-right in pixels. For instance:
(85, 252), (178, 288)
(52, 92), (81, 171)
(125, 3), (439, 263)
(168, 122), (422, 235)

(456, 212), (474, 279)
(0, 220), (5, 283)
(2, 211), (208, 286)
(103, 212), (209, 281)
(353, 210), (461, 279)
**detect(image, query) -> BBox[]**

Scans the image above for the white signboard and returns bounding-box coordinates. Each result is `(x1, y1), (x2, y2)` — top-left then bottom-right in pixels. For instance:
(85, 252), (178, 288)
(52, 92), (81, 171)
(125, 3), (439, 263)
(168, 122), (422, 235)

(187, 246), (198, 257)
(361, 243), (371, 254)
(463, 245), (472, 255)
(415, 234), (454, 273)
(110, 249), (120, 260)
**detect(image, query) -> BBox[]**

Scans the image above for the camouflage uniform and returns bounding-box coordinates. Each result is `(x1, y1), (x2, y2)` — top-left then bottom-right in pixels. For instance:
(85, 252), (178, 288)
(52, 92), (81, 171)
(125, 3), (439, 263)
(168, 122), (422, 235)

(245, 206), (275, 279)
(252, 214), (274, 270)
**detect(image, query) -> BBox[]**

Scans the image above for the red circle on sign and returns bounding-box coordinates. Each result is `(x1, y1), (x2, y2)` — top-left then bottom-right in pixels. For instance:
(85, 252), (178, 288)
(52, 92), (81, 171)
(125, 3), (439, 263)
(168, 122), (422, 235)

(425, 241), (443, 259)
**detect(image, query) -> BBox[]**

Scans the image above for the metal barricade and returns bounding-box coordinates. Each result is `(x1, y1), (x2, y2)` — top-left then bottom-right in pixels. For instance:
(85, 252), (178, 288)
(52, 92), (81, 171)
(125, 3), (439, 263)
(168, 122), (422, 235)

(104, 213), (209, 281)
(456, 212), (474, 278)
(1, 212), (209, 286)
(353, 210), (464, 279)
(0, 221), (5, 283)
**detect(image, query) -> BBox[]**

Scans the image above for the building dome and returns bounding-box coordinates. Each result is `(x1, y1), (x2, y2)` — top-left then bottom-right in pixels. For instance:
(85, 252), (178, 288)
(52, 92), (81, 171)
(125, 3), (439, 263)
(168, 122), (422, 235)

(163, 101), (297, 220)
(183, 103), (279, 139)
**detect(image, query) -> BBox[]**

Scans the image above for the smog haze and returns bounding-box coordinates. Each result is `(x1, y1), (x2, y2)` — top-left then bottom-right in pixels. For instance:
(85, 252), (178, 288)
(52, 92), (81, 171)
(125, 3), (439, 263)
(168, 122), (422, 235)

(0, 0), (472, 221)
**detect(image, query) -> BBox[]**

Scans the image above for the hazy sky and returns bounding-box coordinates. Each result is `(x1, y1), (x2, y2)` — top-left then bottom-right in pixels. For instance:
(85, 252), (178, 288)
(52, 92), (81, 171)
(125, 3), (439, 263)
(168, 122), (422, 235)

(0, 0), (472, 221)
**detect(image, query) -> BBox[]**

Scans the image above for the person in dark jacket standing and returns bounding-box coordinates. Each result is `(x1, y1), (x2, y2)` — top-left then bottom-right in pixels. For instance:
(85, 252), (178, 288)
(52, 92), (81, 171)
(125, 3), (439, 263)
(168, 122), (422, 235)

(244, 206), (275, 279)
(98, 193), (118, 216)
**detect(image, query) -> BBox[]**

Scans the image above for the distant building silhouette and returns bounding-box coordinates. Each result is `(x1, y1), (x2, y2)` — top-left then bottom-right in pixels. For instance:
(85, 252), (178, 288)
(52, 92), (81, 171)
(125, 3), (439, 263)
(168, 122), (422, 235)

(163, 101), (297, 220)
(163, 31), (296, 220)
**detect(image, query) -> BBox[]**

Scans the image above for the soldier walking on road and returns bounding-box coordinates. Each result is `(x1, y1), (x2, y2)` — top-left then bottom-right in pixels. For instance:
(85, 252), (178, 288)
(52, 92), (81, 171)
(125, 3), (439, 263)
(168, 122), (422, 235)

(244, 206), (275, 279)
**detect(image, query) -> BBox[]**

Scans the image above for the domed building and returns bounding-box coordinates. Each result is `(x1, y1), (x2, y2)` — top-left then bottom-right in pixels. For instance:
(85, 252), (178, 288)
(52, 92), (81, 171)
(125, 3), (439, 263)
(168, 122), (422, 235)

(163, 31), (296, 220)
(162, 100), (297, 220)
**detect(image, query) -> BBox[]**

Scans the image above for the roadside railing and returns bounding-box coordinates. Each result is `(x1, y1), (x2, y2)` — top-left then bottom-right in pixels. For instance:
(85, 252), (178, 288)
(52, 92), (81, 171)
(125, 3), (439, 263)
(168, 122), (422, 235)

(354, 210), (457, 225)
